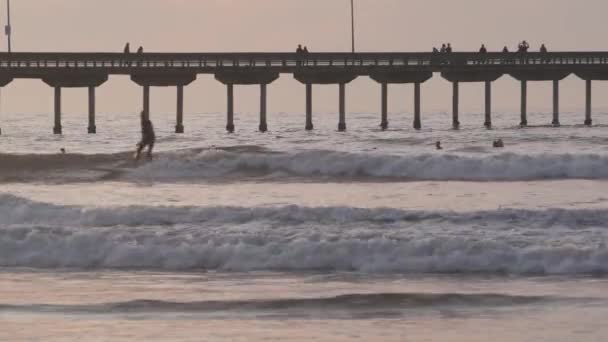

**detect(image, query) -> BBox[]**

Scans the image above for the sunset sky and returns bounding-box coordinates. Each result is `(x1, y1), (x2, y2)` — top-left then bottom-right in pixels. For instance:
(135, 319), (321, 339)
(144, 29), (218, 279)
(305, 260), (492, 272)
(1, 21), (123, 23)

(3, 0), (608, 117)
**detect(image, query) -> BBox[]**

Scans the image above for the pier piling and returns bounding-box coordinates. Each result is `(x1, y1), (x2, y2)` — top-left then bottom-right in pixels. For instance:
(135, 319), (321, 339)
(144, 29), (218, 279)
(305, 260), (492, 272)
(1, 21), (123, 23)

(260, 83), (268, 132)
(338, 83), (346, 131)
(176, 85), (184, 133)
(414, 82), (421, 130)
(305, 83), (313, 130)
(585, 80), (592, 126)
(142, 85), (150, 121)
(87, 86), (96, 134)
(226, 84), (235, 133)
(520, 81), (528, 127)
(452, 82), (460, 129)
(380, 83), (388, 130)
(484, 81), (492, 129)
(53, 87), (62, 134)
(552, 80), (560, 126)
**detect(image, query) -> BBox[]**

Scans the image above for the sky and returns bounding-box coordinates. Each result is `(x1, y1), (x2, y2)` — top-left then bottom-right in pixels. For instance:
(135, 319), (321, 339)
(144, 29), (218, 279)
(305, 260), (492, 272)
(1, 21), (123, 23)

(2, 0), (608, 120)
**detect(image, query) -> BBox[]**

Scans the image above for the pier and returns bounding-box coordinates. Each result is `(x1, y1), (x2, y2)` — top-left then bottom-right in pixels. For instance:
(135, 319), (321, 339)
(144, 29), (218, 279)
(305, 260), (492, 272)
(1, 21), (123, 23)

(0, 51), (607, 134)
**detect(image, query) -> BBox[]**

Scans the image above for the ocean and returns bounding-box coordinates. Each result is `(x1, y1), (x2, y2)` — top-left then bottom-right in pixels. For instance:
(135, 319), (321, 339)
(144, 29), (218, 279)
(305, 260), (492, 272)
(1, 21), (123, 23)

(1, 107), (608, 341)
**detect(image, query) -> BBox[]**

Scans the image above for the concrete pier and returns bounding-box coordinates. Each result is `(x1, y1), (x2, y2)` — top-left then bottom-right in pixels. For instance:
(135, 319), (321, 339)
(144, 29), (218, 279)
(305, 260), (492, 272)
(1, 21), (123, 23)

(552, 80), (560, 126)
(176, 85), (184, 133)
(585, 80), (592, 126)
(520, 81), (528, 127)
(452, 82), (460, 129)
(484, 81), (492, 129)
(0, 51), (605, 133)
(305, 83), (313, 130)
(338, 83), (346, 131)
(381, 83), (388, 130)
(88, 86), (96, 134)
(414, 83), (421, 130)
(226, 84), (235, 133)
(142, 85), (150, 121)
(53, 87), (62, 135)
(260, 83), (268, 132)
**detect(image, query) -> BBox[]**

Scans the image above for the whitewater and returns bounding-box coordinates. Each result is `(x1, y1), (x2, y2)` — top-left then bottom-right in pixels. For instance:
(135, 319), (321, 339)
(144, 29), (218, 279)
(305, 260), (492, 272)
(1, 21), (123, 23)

(2, 109), (608, 341)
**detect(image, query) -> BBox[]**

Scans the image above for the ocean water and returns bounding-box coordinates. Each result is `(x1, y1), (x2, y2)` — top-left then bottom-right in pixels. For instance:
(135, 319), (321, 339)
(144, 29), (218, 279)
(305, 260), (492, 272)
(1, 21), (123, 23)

(1, 107), (608, 341)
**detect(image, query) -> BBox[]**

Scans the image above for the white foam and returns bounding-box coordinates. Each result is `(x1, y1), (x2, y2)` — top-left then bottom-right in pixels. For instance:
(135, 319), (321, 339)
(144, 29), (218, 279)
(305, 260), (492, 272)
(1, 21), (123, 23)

(1, 195), (608, 274)
(127, 150), (608, 182)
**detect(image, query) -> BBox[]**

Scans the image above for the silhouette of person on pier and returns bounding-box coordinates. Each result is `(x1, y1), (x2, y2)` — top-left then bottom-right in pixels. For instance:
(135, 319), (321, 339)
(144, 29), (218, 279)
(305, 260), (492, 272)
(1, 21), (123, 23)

(296, 44), (303, 66)
(135, 111), (156, 160)
(123, 42), (131, 66)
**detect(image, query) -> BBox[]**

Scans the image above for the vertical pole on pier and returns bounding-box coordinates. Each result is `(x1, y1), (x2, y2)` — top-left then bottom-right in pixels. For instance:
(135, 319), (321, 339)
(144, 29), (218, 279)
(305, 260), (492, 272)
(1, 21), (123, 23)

(452, 82), (460, 129)
(88, 86), (96, 134)
(552, 80), (560, 126)
(414, 82), (421, 130)
(338, 83), (346, 131)
(226, 84), (235, 133)
(142, 85), (150, 121)
(380, 83), (388, 130)
(53, 87), (62, 134)
(484, 81), (492, 129)
(585, 79), (592, 126)
(305, 83), (313, 130)
(259, 83), (268, 132)
(520, 80), (528, 127)
(176, 85), (184, 133)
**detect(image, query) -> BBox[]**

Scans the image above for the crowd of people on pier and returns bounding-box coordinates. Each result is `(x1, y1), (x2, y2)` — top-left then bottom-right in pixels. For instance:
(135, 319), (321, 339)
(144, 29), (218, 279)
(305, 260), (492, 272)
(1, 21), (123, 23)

(431, 41), (552, 65)
(296, 44), (311, 66)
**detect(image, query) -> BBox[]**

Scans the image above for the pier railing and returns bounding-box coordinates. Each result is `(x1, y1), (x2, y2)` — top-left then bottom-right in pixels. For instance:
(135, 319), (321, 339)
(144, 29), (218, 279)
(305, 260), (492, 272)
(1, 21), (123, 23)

(1, 52), (608, 72)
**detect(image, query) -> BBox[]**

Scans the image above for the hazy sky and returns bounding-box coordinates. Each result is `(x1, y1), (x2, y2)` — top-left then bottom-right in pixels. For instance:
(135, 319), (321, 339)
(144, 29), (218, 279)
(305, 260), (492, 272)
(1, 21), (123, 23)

(3, 0), (608, 121)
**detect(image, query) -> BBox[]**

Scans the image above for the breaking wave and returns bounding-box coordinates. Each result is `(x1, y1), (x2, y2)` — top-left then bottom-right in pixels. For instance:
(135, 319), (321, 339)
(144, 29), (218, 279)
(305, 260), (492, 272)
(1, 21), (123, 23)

(2, 195), (608, 274)
(3, 149), (608, 182)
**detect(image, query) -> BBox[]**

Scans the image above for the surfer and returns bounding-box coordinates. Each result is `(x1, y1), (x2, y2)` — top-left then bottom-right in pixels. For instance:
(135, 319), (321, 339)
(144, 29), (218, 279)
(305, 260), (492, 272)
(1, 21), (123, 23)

(435, 141), (443, 150)
(135, 111), (155, 160)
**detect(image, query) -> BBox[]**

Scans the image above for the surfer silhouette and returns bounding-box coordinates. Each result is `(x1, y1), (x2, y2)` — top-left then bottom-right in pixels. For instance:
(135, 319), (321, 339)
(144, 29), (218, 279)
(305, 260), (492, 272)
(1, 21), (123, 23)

(135, 111), (155, 160)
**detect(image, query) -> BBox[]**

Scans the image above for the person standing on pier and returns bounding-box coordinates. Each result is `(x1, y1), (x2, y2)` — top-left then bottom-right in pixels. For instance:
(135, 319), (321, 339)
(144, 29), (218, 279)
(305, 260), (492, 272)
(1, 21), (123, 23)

(135, 111), (156, 161)
(123, 43), (131, 66)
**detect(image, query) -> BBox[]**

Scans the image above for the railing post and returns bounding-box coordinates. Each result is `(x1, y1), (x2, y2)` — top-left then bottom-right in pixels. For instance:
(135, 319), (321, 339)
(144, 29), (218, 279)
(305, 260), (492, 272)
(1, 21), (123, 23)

(552, 80), (560, 126)
(53, 87), (62, 135)
(413, 82), (421, 130)
(176, 85), (184, 133)
(381, 83), (388, 130)
(88, 86), (96, 134)
(585, 79), (592, 126)
(338, 83), (346, 131)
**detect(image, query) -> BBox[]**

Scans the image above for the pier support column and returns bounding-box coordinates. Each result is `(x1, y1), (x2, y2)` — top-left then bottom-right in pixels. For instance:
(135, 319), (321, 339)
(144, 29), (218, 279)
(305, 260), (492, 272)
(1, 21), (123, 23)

(53, 87), (62, 134)
(305, 83), (313, 130)
(452, 82), (460, 129)
(585, 80), (592, 126)
(520, 80), (528, 127)
(414, 82), (421, 130)
(338, 83), (346, 131)
(380, 83), (388, 130)
(142, 85), (150, 121)
(176, 85), (184, 133)
(484, 81), (492, 129)
(259, 83), (268, 132)
(226, 84), (235, 133)
(552, 80), (560, 126)
(87, 86), (96, 134)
